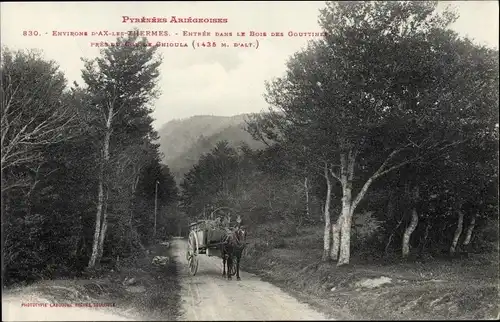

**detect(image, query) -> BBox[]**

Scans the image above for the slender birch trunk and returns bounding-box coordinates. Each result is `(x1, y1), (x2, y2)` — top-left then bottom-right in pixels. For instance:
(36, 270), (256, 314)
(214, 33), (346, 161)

(402, 209), (419, 258)
(402, 186), (420, 258)
(337, 209), (353, 266)
(88, 106), (113, 269)
(88, 163), (105, 268)
(97, 214), (108, 260)
(337, 151), (354, 266)
(330, 215), (342, 261)
(450, 210), (465, 254)
(96, 190), (109, 261)
(322, 164), (332, 261)
(462, 213), (477, 247)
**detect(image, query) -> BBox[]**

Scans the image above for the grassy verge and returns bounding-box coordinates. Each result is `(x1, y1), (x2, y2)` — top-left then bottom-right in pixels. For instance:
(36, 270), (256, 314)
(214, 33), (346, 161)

(2, 240), (182, 321)
(243, 225), (499, 320)
(112, 241), (182, 320)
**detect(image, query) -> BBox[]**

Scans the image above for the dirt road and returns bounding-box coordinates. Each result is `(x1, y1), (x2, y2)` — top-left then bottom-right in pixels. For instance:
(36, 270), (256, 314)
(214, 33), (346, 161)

(171, 238), (329, 321)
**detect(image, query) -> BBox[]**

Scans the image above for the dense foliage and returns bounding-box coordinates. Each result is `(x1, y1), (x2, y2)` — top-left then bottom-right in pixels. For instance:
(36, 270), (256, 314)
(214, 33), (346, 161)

(180, 1), (498, 264)
(2, 32), (179, 285)
(2, 1), (498, 285)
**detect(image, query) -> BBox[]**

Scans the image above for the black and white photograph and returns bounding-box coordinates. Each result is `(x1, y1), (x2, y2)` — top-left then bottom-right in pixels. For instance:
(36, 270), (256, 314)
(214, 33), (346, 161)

(1, 1), (499, 321)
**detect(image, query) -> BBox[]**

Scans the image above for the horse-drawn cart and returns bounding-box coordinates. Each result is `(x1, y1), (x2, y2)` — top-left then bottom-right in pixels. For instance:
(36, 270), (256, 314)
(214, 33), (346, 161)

(186, 219), (236, 276)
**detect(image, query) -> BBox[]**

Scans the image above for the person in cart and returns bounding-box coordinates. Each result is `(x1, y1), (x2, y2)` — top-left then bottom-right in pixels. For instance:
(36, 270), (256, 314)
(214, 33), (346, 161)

(206, 213), (230, 245)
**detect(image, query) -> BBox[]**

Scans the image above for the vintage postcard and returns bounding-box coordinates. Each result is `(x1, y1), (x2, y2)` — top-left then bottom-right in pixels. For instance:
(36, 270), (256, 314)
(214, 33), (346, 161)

(1, 1), (499, 321)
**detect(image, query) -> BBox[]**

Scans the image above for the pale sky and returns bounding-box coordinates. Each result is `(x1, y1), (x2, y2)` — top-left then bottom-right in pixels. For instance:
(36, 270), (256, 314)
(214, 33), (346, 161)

(1, 1), (498, 129)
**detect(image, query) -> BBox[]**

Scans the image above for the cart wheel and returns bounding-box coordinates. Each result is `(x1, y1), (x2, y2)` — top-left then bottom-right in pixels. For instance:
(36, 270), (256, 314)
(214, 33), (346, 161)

(186, 231), (199, 276)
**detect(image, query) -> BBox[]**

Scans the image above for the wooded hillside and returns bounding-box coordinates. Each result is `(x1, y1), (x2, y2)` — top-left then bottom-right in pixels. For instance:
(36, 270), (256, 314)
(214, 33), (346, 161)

(157, 114), (264, 183)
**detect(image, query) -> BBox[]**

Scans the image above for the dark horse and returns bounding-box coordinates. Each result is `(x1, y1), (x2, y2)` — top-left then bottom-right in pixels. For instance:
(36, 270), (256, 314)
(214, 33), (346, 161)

(221, 225), (246, 280)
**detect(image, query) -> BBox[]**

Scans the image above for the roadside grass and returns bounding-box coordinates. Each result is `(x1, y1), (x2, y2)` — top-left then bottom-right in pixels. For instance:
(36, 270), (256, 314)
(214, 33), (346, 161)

(2, 240), (182, 321)
(244, 224), (499, 320)
(112, 241), (182, 321)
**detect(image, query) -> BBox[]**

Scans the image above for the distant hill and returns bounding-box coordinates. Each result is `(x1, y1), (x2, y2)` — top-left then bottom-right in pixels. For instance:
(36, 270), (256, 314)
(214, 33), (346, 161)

(157, 114), (265, 184)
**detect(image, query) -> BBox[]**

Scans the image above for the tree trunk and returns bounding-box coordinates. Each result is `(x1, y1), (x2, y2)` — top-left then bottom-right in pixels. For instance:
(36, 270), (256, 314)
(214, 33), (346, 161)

(462, 213), (477, 247)
(337, 151), (355, 266)
(402, 209), (419, 258)
(96, 189), (109, 262)
(450, 211), (465, 254)
(97, 214), (108, 261)
(322, 164), (332, 261)
(88, 165), (105, 269)
(88, 106), (113, 269)
(337, 210), (352, 266)
(330, 215), (342, 261)
(401, 185), (420, 259)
